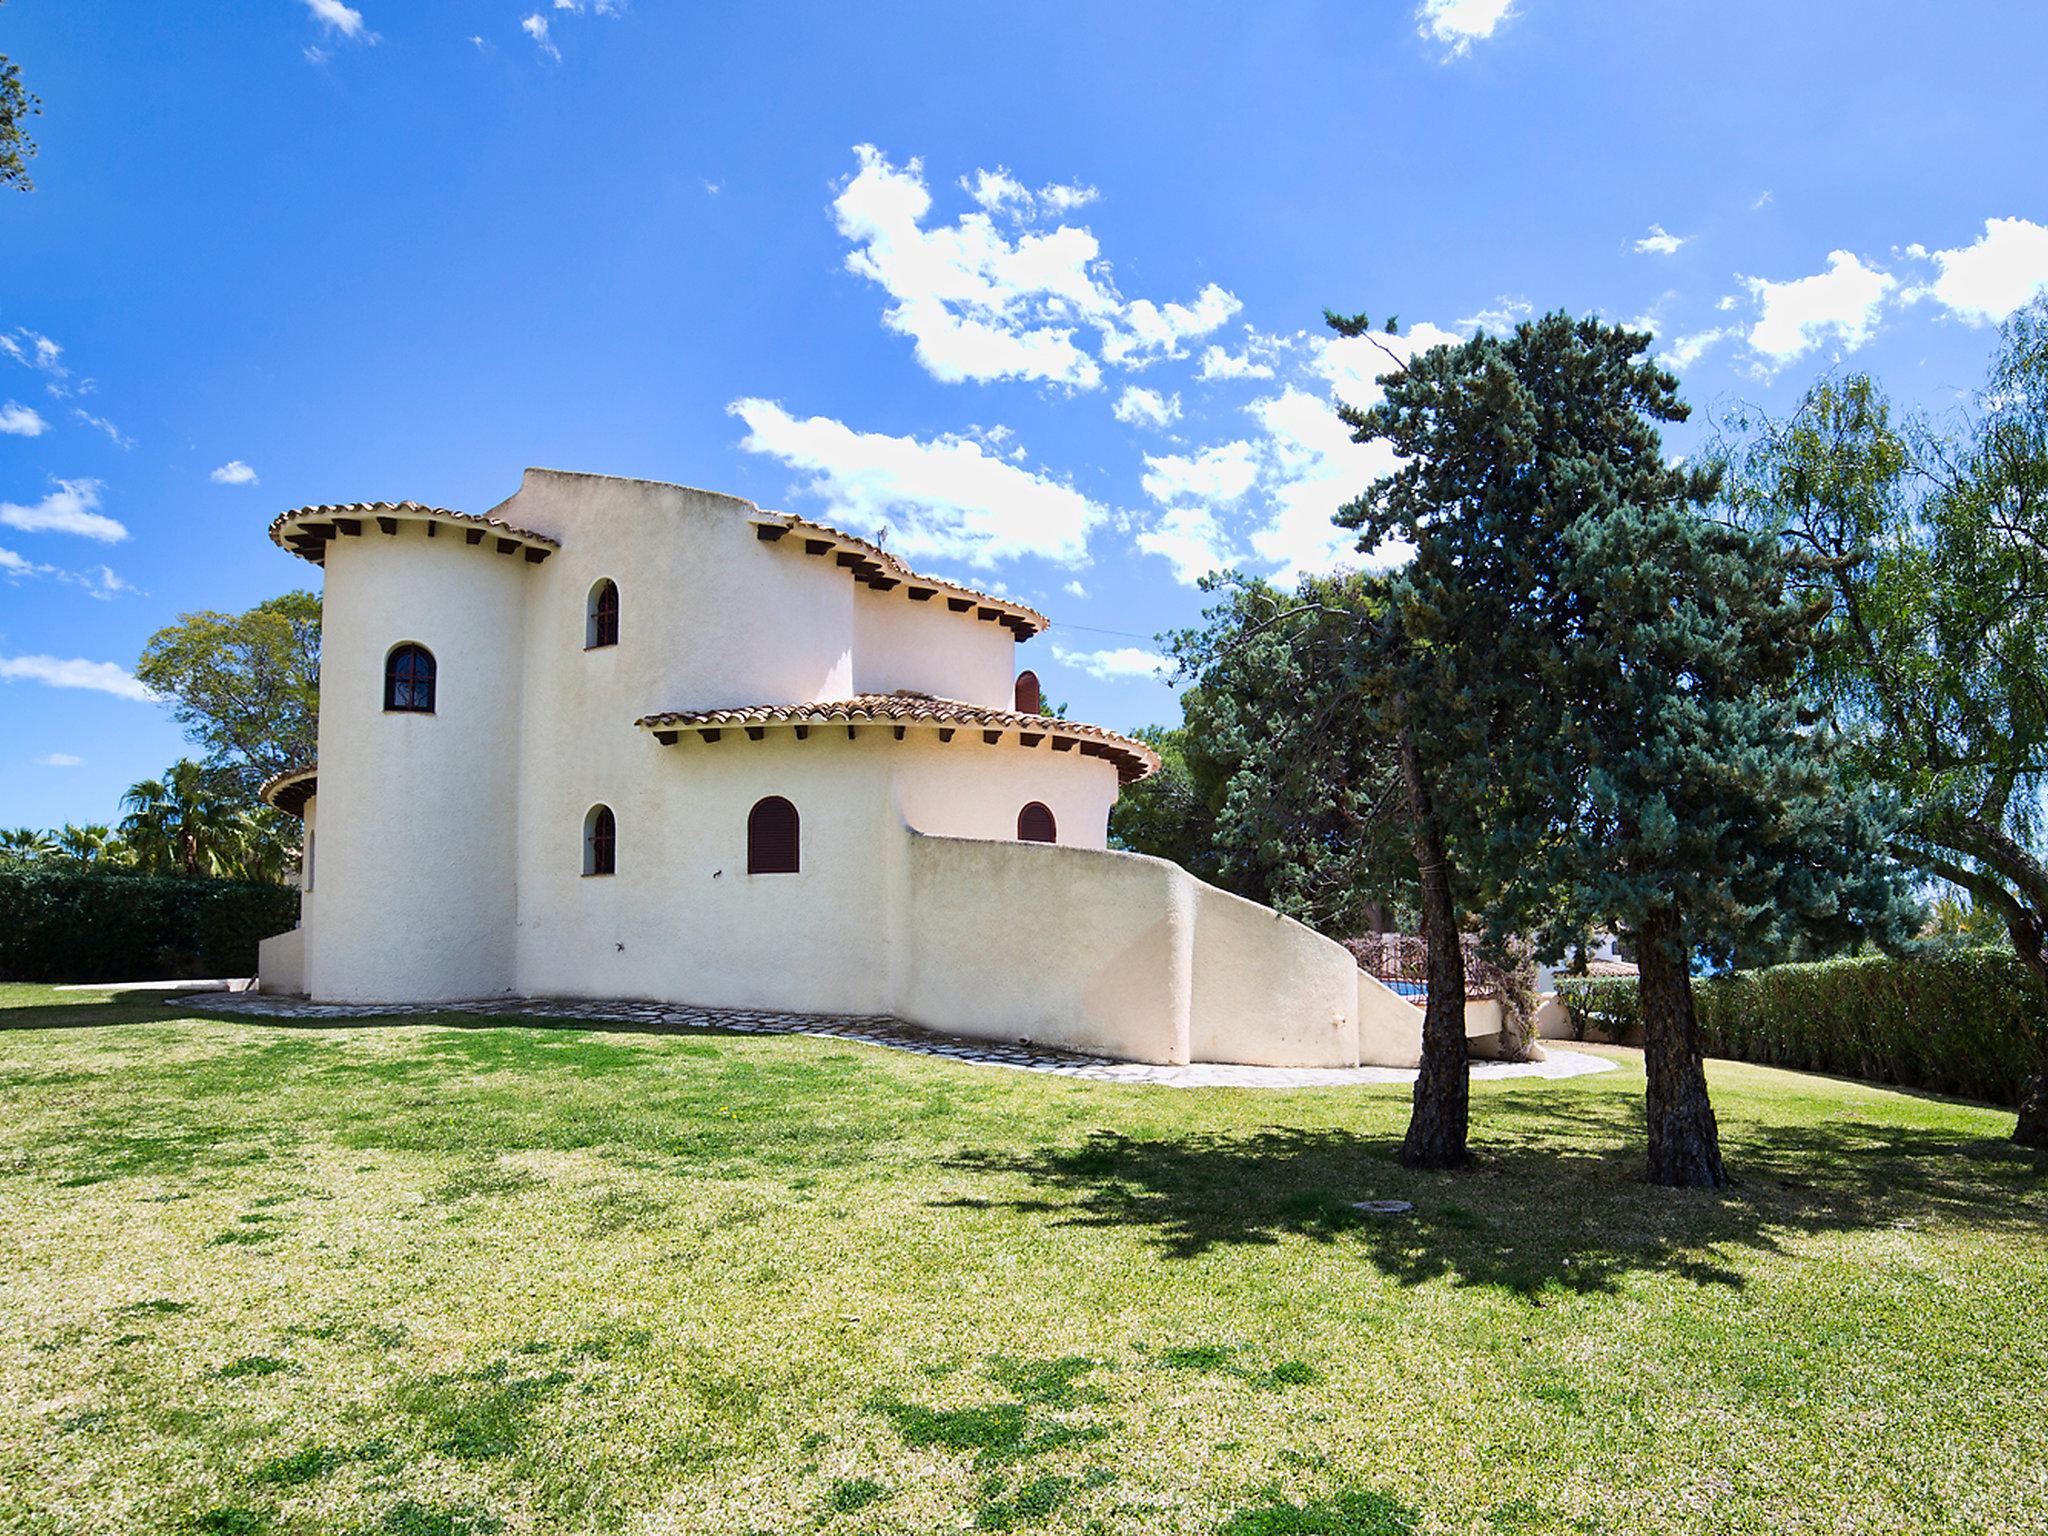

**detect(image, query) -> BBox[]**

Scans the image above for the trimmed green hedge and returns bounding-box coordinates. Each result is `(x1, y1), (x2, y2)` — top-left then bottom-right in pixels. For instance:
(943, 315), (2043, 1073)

(0, 870), (299, 983)
(1557, 948), (2048, 1107)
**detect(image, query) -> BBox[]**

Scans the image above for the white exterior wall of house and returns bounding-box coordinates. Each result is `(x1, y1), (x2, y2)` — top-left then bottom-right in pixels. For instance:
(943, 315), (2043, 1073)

(303, 530), (526, 1003)
(259, 467), (1425, 1067)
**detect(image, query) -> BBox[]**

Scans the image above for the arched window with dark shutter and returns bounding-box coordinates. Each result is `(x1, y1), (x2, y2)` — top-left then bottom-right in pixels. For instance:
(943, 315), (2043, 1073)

(586, 579), (620, 649)
(583, 804), (616, 876)
(1017, 801), (1057, 843)
(384, 643), (436, 713)
(747, 796), (800, 874)
(1013, 669), (1041, 715)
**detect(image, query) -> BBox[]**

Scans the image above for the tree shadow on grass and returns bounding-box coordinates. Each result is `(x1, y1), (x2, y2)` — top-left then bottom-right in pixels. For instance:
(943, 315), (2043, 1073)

(943, 1091), (2048, 1296)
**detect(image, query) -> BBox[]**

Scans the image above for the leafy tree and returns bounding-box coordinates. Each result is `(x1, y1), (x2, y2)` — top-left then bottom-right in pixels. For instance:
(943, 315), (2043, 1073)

(1, 0), (37, 192)
(1344, 311), (1908, 1186)
(1722, 300), (2048, 1146)
(1165, 573), (1414, 941)
(1107, 722), (1227, 883)
(136, 592), (321, 804)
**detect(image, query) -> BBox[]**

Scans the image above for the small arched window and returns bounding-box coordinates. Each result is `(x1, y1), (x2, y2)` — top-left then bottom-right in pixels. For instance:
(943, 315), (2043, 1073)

(1013, 669), (1041, 715)
(583, 804), (616, 876)
(384, 643), (436, 713)
(586, 579), (620, 649)
(1018, 802), (1057, 843)
(747, 796), (800, 874)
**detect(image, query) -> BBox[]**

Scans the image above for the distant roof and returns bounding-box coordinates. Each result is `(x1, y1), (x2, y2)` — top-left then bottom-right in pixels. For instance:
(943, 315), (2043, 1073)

(636, 692), (1159, 783)
(258, 765), (317, 818)
(270, 502), (559, 566)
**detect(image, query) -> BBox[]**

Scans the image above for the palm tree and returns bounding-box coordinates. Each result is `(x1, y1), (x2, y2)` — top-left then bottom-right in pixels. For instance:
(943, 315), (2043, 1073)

(120, 760), (248, 877)
(0, 826), (55, 867)
(53, 823), (128, 870)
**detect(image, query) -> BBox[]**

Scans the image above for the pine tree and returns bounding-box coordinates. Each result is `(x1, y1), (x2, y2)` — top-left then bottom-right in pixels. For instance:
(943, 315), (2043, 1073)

(1343, 311), (1908, 1187)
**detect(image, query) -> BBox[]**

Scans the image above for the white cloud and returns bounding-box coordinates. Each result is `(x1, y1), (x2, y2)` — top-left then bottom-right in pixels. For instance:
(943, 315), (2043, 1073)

(1198, 344), (1275, 380)
(1911, 217), (2048, 325)
(209, 459), (260, 486)
(831, 145), (1241, 388)
(0, 544), (132, 598)
(73, 410), (132, 448)
(1112, 386), (1181, 429)
(1062, 579), (1088, 598)
(1141, 441), (1259, 507)
(0, 654), (156, 702)
(1661, 326), (1740, 370)
(1135, 505), (1236, 585)
(1744, 250), (1897, 367)
(0, 402), (47, 436)
(35, 753), (83, 767)
(1457, 296), (1532, 334)
(0, 328), (64, 378)
(1051, 643), (1168, 681)
(1417, 0), (1518, 56)
(0, 480), (127, 543)
(961, 168), (1100, 220)
(522, 13), (560, 59)
(1312, 320), (1466, 409)
(300, 0), (369, 39)
(1241, 387), (1415, 585)
(1633, 223), (1690, 256)
(1097, 283), (1242, 370)
(730, 397), (1103, 567)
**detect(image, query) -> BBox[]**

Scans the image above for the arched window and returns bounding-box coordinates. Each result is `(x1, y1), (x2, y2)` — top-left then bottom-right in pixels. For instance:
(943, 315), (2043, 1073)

(384, 643), (436, 713)
(1017, 802), (1057, 843)
(1013, 669), (1041, 715)
(586, 579), (620, 649)
(583, 804), (616, 876)
(747, 796), (800, 874)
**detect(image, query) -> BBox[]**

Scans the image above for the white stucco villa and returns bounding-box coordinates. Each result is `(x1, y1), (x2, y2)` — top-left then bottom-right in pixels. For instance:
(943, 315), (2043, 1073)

(255, 467), (1431, 1068)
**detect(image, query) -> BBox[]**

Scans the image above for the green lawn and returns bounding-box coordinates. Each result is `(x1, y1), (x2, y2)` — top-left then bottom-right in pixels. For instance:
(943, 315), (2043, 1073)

(1, 984), (2043, 1536)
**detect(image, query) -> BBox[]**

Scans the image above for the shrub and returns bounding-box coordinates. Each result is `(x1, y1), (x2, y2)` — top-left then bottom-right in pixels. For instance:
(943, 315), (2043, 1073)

(1557, 949), (2047, 1107)
(0, 870), (298, 983)
(1552, 976), (1639, 1044)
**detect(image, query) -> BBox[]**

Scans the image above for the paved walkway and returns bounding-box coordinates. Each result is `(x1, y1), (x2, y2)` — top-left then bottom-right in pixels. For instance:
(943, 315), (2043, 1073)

(185, 990), (1615, 1090)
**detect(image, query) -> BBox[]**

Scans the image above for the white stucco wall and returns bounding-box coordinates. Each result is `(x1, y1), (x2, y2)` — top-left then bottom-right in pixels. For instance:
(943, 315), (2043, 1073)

(1190, 883), (1360, 1067)
(257, 928), (303, 995)
(850, 583), (1016, 708)
(897, 834), (1195, 1063)
(303, 526), (525, 1003)
(890, 733), (1117, 847)
(1356, 972), (1424, 1068)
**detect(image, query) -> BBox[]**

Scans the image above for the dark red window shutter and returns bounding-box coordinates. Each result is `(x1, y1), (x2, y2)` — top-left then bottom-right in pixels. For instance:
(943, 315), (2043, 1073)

(588, 805), (616, 875)
(748, 796), (800, 873)
(384, 643), (436, 713)
(1013, 669), (1041, 715)
(590, 580), (620, 647)
(1017, 802), (1056, 843)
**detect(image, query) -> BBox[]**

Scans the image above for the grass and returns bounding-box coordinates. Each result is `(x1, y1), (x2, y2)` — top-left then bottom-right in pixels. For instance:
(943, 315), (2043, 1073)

(0, 983), (2043, 1534)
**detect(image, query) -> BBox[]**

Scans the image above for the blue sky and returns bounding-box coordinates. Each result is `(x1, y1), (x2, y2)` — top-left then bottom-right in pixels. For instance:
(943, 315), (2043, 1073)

(5, 0), (2048, 830)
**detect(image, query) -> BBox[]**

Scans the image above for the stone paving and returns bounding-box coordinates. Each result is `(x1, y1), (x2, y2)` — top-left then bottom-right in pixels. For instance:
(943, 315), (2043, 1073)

(182, 990), (1616, 1089)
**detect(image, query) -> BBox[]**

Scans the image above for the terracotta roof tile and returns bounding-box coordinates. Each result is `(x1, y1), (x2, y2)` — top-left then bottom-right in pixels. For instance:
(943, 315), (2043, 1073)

(749, 512), (1049, 638)
(637, 693), (1159, 782)
(269, 502), (559, 566)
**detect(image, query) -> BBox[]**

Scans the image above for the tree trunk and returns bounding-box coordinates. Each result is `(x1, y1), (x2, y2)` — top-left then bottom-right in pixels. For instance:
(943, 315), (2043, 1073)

(1632, 905), (1728, 1188)
(2008, 911), (2048, 1149)
(1396, 712), (1470, 1170)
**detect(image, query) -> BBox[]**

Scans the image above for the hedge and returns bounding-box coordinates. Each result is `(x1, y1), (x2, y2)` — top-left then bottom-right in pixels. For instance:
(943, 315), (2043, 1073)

(0, 870), (300, 983)
(1556, 948), (2048, 1107)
